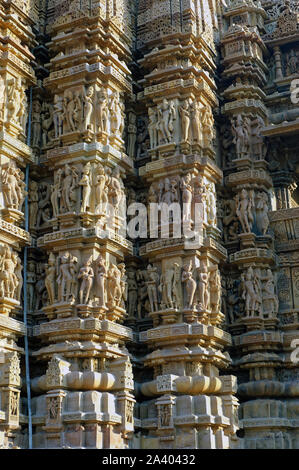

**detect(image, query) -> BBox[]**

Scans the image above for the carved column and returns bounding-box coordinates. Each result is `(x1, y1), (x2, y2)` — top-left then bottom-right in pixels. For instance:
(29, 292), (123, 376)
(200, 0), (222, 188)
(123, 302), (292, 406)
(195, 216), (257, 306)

(219, 0), (299, 450)
(29, 0), (135, 449)
(133, 0), (239, 449)
(0, 0), (36, 448)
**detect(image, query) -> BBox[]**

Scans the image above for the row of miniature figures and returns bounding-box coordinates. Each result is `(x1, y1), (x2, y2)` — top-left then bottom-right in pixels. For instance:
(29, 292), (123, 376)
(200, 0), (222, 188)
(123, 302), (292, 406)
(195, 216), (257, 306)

(223, 267), (279, 324)
(30, 89), (215, 153)
(127, 261), (221, 318)
(43, 252), (126, 310)
(0, 248), (278, 324)
(28, 162), (126, 225)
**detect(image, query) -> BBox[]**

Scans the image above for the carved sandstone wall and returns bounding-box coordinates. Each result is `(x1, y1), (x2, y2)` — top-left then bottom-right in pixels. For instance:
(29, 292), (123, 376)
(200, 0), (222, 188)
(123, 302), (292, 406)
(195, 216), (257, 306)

(0, 0), (297, 450)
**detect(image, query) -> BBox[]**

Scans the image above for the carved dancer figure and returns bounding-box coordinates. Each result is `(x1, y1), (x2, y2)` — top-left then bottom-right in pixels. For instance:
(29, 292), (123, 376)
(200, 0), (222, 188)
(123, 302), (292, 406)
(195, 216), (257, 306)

(157, 98), (176, 144)
(94, 163), (107, 214)
(210, 268), (221, 313)
(53, 95), (63, 138)
(231, 115), (249, 159)
(51, 169), (62, 218)
(206, 183), (217, 226)
(180, 173), (193, 223)
(182, 261), (196, 310)
(31, 100), (42, 146)
(148, 107), (158, 149)
(202, 106), (214, 147)
(96, 88), (108, 133)
(14, 256), (23, 301)
(145, 264), (159, 312)
(242, 267), (262, 317)
(45, 253), (56, 305)
(236, 189), (254, 233)
(83, 86), (94, 131)
(95, 254), (106, 307)
(78, 259), (94, 304)
(57, 253), (72, 303)
(109, 91), (123, 136)
(159, 267), (174, 309)
(27, 261), (36, 310)
(107, 264), (122, 307)
(197, 263), (210, 311)
(29, 181), (39, 228)
(61, 164), (78, 213)
(255, 192), (270, 235)
(189, 100), (202, 143)
(172, 263), (182, 309)
(127, 271), (138, 317)
(79, 163), (91, 212)
(179, 99), (190, 142)
(262, 269), (279, 318)
(127, 112), (137, 157)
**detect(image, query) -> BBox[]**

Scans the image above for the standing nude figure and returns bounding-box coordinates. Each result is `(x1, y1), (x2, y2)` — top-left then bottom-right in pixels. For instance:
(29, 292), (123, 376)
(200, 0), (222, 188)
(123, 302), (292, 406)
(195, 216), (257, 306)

(78, 259), (94, 304)
(51, 168), (62, 218)
(179, 99), (190, 142)
(145, 264), (159, 312)
(53, 95), (63, 138)
(95, 254), (107, 307)
(159, 267), (174, 309)
(236, 189), (254, 233)
(57, 253), (72, 302)
(45, 253), (56, 305)
(94, 164), (107, 214)
(83, 86), (94, 131)
(197, 262), (210, 311)
(182, 261), (196, 310)
(79, 163), (91, 213)
(148, 107), (158, 149)
(180, 173), (193, 222)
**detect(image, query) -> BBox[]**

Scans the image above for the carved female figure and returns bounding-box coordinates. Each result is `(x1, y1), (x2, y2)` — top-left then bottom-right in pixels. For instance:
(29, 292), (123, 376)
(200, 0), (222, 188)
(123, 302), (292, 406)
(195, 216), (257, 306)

(31, 101), (42, 146)
(95, 164), (107, 214)
(29, 181), (39, 228)
(96, 89), (108, 133)
(148, 107), (158, 149)
(209, 268), (221, 313)
(172, 263), (182, 309)
(14, 256), (23, 301)
(159, 267), (174, 310)
(53, 95), (63, 138)
(206, 183), (217, 226)
(182, 261), (196, 310)
(255, 191), (270, 235)
(95, 254), (107, 307)
(179, 99), (190, 142)
(242, 267), (260, 317)
(189, 99), (201, 142)
(263, 269), (279, 317)
(197, 263), (210, 311)
(107, 264), (122, 307)
(45, 253), (56, 305)
(79, 163), (91, 213)
(157, 98), (175, 144)
(78, 259), (94, 304)
(145, 264), (159, 312)
(57, 253), (72, 303)
(127, 271), (138, 317)
(180, 173), (193, 222)
(51, 168), (62, 218)
(83, 86), (94, 131)
(236, 189), (254, 233)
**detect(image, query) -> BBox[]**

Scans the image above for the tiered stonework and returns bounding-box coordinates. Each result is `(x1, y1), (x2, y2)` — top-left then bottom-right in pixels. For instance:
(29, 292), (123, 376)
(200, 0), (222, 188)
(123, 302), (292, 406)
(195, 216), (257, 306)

(0, 0), (36, 448)
(28, 0), (136, 449)
(0, 0), (297, 450)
